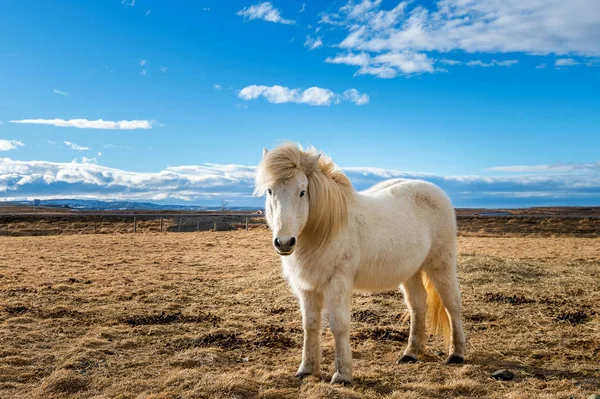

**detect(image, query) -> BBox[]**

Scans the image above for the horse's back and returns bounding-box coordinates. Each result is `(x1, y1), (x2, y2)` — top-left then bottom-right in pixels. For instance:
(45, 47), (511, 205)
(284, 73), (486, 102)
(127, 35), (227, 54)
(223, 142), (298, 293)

(364, 178), (451, 207)
(360, 178), (408, 195)
(361, 178), (456, 237)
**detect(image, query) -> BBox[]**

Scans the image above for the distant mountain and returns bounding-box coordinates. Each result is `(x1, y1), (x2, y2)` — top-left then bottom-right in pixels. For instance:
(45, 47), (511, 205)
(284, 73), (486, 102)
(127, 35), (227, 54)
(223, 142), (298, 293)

(9, 199), (260, 211)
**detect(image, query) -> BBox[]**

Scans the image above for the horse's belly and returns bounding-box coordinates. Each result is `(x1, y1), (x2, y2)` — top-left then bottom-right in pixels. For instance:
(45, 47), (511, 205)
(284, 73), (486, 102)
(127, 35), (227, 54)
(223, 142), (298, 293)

(353, 259), (420, 291)
(353, 274), (404, 292)
(353, 241), (429, 291)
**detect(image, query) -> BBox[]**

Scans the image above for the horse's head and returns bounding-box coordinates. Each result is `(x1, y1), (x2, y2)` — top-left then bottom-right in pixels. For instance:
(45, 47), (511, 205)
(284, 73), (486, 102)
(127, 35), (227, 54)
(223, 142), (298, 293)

(255, 143), (354, 257)
(255, 146), (320, 256)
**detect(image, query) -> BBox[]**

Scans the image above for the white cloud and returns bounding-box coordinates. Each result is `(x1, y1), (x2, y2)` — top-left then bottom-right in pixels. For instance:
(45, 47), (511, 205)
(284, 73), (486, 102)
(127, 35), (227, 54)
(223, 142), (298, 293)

(439, 59), (461, 66)
(237, 2), (294, 25)
(0, 159), (259, 202)
(74, 157), (97, 164)
(200, 7), (210, 12)
(235, 104), (249, 109)
(343, 166), (600, 206)
(487, 161), (600, 174)
(103, 144), (132, 149)
(140, 69), (147, 76)
(373, 50), (435, 74)
(300, 3), (306, 13)
(304, 35), (323, 50)
(140, 59), (147, 66)
(97, 152), (103, 157)
(53, 89), (71, 97)
(299, 87), (336, 106)
(237, 85), (369, 106)
(214, 84), (222, 90)
(10, 118), (154, 130)
(103, 144), (116, 148)
(466, 59), (519, 68)
(145, 9), (151, 16)
(64, 141), (90, 151)
(0, 158), (598, 207)
(320, 0), (600, 78)
(535, 63), (548, 69)
(160, 66), (168, 73)
(121, 0), (135, 7)
(342, 89), (370, 105)
(555, 58), (579, 67)
(326, 50), (434, 77)
(0, 140), (24, 152)
(493, 60), (519, 67)
(326, 52), (370, 67)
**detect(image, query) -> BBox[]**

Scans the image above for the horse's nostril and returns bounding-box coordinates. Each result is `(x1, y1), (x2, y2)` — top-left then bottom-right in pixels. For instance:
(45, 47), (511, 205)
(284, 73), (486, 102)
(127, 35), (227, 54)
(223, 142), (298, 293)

(274, 238), (281, 248)
(289, 237), (296, 247)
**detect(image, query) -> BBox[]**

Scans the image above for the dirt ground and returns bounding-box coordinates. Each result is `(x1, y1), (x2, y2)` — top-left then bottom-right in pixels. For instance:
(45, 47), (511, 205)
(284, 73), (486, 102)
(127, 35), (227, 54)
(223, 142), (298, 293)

(0, 230), (598, 398)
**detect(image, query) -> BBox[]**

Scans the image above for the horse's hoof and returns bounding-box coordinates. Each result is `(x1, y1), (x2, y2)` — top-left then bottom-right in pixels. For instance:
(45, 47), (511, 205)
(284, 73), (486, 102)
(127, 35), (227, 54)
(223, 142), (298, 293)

(295, 371), (312, 380)
(330, 372), (351, 385)
(444, 354), (464, 364)
(396, 354), (418, 364)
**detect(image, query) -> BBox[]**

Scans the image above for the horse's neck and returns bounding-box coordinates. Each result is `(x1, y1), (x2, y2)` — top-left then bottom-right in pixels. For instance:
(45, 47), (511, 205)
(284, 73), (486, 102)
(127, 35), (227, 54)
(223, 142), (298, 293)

(295, 197), (364, 262)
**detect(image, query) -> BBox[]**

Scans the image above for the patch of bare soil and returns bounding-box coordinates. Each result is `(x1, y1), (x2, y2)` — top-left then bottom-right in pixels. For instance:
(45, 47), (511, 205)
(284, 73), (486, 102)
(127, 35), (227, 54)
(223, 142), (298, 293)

(0, 231), (598, 398)
(482, 292), (534, 305)
(121, 311), (220, 327)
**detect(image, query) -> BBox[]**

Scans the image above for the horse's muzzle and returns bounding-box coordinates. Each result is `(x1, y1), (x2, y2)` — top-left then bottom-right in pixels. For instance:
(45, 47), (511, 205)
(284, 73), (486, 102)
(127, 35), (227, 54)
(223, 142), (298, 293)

(274, 236), (296, 256)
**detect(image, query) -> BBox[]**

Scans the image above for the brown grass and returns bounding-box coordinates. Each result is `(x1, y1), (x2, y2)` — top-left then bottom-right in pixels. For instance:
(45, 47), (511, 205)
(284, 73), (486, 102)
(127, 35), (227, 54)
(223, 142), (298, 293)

(457, 216), (600, 237)
(3, 214), (600, 238)
(0, 215), (266, 236)
(0, 231), (599, 398)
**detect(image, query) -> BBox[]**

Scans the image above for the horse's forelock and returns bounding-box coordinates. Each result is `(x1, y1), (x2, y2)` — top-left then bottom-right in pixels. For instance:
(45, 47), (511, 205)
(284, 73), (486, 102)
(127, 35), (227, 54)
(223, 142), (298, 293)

(255, 143), (315, 195)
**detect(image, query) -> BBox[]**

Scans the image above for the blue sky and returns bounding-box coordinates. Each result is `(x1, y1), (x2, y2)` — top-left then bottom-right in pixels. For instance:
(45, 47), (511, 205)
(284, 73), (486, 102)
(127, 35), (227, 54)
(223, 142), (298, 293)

(1, 0), (599, 207)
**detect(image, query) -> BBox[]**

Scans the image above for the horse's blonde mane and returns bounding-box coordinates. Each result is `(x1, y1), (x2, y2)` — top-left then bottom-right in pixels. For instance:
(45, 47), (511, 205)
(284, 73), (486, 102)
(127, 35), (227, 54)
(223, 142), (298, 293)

(255, 143), (355, 254)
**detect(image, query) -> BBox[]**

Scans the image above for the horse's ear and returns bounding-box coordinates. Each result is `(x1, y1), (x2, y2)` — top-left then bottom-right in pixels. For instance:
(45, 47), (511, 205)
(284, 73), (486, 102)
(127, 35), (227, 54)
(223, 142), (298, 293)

(305, 153), (321, 173)
(262, 148), (269, 158)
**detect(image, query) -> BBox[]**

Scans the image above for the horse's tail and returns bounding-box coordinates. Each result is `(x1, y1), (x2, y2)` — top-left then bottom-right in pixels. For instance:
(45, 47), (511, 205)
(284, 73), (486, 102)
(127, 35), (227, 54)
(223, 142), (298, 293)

(423, 272), (451, 345)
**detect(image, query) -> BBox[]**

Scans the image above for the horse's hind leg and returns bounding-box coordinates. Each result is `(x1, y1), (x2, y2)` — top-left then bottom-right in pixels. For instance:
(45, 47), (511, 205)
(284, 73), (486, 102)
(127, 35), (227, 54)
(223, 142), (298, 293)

(424, 253), (466, 363)
(397, 271), (427, 363)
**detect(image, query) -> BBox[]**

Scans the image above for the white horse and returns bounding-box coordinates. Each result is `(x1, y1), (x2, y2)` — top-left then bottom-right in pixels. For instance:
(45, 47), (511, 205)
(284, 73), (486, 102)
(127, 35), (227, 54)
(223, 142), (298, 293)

(255, 143), (466, 384)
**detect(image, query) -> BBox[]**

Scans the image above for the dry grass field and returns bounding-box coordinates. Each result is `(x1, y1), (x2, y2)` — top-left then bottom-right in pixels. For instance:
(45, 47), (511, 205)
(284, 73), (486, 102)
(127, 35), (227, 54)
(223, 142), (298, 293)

(0, 214), (263, 236)
(1, 230), (599, 398)
(456, 216), (600, 238)
(2, 212), (600, 238)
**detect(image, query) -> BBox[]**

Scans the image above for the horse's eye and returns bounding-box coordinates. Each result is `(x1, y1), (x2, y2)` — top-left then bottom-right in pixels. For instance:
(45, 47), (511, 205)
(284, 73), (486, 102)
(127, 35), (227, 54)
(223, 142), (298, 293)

(267, 189), (272, 195)
(300, 191), (306, 197)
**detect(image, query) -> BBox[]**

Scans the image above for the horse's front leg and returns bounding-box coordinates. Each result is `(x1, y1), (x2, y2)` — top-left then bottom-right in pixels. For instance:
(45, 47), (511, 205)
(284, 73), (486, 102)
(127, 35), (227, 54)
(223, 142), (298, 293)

(295, 289), (324, 379)
(325, 278), (353, 384)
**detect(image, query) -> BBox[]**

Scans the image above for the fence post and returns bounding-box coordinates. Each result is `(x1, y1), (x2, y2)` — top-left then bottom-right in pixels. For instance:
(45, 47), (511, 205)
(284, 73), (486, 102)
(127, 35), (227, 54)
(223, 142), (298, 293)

(133, 217), (137, 233)
(160, 218), (163, 233)
(178, 219), (181, 232)
(213, 221), (217, 231)
(197, 219), (200, 231)
(245, 217), (249, 231)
